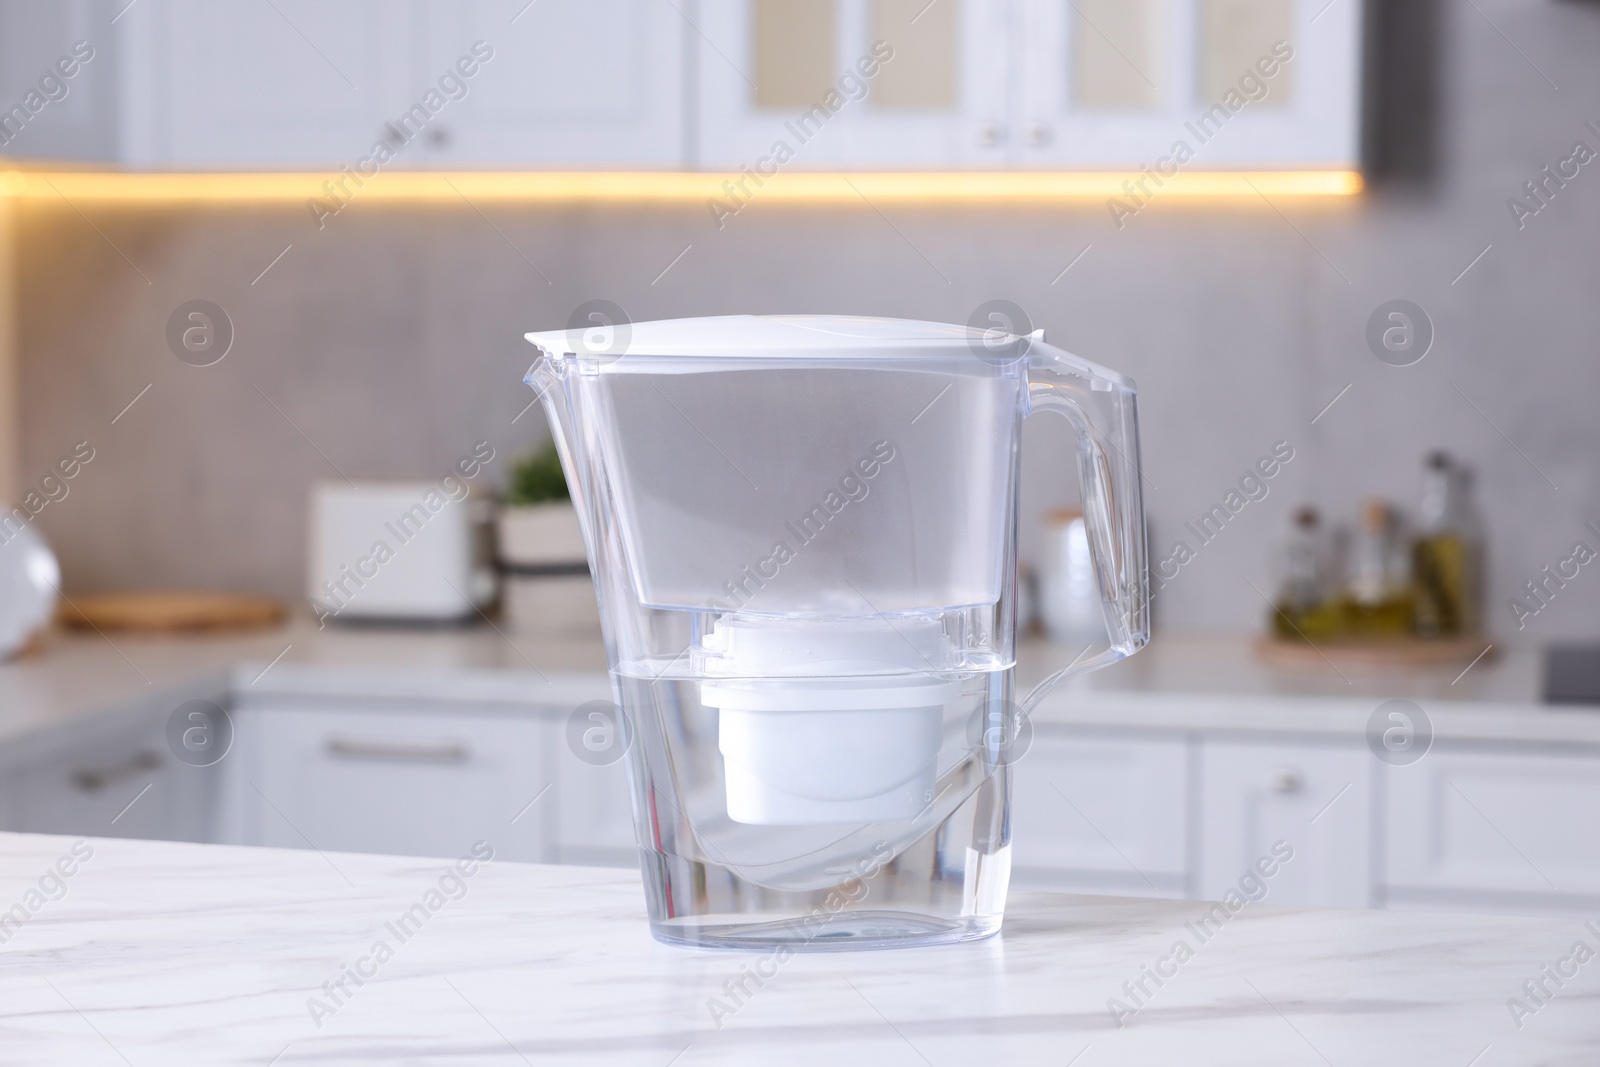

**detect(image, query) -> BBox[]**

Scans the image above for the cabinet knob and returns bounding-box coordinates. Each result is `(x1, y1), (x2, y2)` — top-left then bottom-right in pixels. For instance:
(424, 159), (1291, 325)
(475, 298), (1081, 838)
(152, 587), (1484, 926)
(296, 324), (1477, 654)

(1268, 767), (1302, 794)
(1024, 120), (1052, 146)
(976, 120), (1006, 147)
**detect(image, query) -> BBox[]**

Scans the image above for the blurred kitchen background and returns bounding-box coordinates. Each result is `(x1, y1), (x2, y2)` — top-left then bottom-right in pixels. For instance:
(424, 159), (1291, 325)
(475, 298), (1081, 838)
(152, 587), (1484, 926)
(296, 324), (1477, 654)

(1, 0), (1591, 638)
(1, 0), (1599, 919)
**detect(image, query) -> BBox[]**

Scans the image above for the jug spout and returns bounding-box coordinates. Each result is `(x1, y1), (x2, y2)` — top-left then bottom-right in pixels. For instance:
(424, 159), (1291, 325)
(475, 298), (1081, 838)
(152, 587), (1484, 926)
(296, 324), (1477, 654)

(522, 343), (585, 502)
(522, 345), (567, 444)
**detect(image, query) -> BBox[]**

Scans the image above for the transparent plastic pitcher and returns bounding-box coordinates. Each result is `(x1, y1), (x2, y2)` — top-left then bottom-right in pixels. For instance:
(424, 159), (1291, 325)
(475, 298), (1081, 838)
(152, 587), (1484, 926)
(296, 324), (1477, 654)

(525, 315), (1148, 950)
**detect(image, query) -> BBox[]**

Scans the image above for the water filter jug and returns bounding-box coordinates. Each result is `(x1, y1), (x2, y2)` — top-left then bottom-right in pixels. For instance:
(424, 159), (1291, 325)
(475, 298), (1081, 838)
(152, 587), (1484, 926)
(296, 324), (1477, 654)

(526, 315), (1148, 949)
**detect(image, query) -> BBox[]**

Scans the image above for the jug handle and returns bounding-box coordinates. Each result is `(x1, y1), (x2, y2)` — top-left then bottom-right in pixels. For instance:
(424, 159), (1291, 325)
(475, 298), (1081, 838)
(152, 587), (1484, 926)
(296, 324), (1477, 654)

(1019, 344), (1150, 716)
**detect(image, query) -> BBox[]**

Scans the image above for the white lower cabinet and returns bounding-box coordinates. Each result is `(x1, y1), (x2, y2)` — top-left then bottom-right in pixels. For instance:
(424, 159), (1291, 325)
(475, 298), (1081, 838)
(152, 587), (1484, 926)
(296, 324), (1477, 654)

(554, 753), (638, 869)
(1198, 739), (1372, 909)
(1384, 748), (1600, 909)
(1010, 731), (1188, 897)
(8, 719), (218, 844)
(19, 678), (1600, 922)
(225, 702), (553, 864)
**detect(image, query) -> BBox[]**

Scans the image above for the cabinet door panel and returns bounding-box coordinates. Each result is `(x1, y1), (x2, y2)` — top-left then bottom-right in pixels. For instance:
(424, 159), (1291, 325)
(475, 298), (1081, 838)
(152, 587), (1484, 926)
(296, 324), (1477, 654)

(1011, 731), (1188, 895)
(555, 755), (638, 868)
(1385, 750), (1600, 901)
(417, 0), (684, 166)
(236, 704), (550, 863)
(1199, 739), (1370, 908)
(10, 722), (218, 844)
(147, 0), (414, 164)
(697, 0), (1011, 169)
(1016, 0), (1362, 167)
(0, 0), (119, 160)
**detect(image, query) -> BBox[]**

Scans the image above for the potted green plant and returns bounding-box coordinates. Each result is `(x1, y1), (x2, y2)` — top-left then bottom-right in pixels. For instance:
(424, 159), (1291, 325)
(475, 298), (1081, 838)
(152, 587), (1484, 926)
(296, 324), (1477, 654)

(498, 442), (598, 635)
(499, 442), (584, 564)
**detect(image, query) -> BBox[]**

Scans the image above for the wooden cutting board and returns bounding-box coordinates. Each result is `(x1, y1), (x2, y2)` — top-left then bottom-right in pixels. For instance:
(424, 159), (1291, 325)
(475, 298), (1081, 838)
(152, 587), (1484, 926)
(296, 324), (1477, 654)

(1254, 635), (1495, 671)
(59, 592), (286, 633)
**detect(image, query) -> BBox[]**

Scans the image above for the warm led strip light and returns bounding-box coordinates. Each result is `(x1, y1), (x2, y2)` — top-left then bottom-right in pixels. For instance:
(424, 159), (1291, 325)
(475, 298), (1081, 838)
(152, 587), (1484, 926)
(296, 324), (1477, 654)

(0, 169), (1362, 203)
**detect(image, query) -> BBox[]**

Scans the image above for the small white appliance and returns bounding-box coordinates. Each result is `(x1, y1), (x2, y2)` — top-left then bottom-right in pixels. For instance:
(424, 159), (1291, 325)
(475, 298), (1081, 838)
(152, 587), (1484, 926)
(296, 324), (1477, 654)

(308, 481), (495, 623)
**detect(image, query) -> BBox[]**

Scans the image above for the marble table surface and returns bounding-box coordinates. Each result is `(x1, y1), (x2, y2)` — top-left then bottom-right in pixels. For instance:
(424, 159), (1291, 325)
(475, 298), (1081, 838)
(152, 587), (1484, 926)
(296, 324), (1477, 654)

(1, 832), (1597, 1065)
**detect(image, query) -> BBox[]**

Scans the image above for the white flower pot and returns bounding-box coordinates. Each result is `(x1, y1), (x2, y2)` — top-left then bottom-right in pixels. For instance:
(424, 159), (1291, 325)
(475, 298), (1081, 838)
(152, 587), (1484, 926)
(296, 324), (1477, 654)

(497, 502), (586, 567)
(497, 503), (599, 636)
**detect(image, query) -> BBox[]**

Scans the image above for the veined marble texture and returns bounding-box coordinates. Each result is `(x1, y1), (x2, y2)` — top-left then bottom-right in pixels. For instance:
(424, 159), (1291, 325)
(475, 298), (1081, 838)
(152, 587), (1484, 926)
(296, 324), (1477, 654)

(0, 831), (1596, 1065)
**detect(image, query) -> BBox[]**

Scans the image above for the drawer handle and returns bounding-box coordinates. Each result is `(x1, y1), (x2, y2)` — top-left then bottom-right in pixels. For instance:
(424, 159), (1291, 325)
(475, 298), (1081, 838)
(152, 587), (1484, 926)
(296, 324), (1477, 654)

(1268, 767), (1303, 794)
(74, 750), (162, 792)
(326, 737), (469, 764)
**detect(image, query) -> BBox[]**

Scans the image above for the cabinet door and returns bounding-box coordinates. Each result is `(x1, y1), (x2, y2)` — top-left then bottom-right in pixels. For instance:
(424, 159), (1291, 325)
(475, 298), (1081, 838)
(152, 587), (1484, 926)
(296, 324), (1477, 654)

(233, 703), (552, 863)
(554, 753), (638, 868)
(9, 720), (219, 844)
(0, 0), (119, 160)
(1385, 750), (1600, 903)
(416, 0), (685, 167)
(1199, 739), (1370, 908)
(696, 0), (1011, 169)
(1011, 731), (1188, 896)
(1016, 0), (1362, 168)
(135, 0), (415, 165)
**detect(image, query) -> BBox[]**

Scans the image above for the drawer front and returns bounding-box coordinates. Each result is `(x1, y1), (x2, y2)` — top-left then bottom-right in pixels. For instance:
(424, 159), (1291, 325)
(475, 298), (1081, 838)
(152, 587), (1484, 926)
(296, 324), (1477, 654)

(11, 724), (218, 844)
(1385, 749), (1600, 900)
(236, 705), (552, 863)
(1011, 731), (1188, 894)
(1199, 740), (1371, 908)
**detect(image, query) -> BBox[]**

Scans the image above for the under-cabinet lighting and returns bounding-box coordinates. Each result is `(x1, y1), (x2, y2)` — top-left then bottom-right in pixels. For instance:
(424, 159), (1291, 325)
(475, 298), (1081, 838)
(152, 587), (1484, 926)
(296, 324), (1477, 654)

(0, 168), (1362, 204)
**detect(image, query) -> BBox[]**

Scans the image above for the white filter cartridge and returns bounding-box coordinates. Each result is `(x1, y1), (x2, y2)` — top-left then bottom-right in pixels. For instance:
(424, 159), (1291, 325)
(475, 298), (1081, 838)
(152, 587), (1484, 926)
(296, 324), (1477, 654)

(701, 617), (960, 825)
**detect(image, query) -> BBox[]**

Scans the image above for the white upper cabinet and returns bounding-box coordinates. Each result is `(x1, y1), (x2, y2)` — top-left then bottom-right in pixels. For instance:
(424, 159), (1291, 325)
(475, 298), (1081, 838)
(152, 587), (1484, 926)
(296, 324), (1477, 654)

(123, 0), (417, 166)
(0, 0), (120, 161)
(4, 0), (1361, 168)
(695, 0), (1012, 169)
(414, 0), (685, 167)
(1017, 0), (1361, 167)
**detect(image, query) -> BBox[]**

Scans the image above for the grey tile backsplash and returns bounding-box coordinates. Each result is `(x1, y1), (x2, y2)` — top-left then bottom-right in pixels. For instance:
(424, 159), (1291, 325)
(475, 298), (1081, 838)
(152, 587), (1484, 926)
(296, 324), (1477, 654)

(15, 0), (1600, 640)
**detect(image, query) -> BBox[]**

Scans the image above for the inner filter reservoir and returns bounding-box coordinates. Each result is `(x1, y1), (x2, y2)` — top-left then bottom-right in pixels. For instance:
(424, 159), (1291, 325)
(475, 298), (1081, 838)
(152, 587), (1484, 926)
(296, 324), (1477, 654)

(701, 616), (962, 825)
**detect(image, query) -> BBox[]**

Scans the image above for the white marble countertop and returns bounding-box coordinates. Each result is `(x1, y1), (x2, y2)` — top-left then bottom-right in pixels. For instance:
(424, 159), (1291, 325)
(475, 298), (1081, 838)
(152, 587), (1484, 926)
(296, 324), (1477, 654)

(3, 620), (1596, 756)
(0, 831), (1595, 1065)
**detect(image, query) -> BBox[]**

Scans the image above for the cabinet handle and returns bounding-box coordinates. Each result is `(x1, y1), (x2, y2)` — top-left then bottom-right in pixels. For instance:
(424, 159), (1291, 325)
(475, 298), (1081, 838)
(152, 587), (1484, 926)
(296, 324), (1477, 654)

(976, 119), (1006, 146)
(326, 736), (469, 764)
(1024, 120), (1052, 146)
(1268, 767), (1302, 794)
(74, 750), (163, 792)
